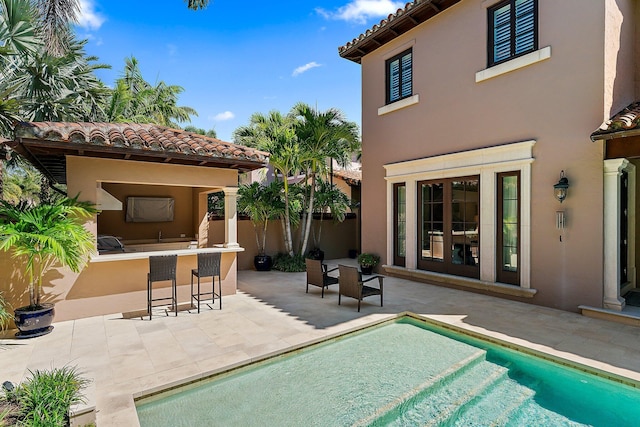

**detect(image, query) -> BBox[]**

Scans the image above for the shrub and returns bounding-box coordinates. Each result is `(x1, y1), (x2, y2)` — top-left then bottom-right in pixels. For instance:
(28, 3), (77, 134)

(11, 366), (89, 427)
(272, 253), (306, 272)
(0, 292), (11, 332)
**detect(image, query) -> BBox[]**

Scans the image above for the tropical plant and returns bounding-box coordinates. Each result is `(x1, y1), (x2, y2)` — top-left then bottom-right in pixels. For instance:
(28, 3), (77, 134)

(234, 110), (302, 256)
(0, 195), (95, 308)
(291, 103), (360, 257)
(311, 179), (351, 249)
(0, 291), (11, 331)
(105, 56), (197, 127)
(238, 181), (283, 256)
(9, 365), (89, 426)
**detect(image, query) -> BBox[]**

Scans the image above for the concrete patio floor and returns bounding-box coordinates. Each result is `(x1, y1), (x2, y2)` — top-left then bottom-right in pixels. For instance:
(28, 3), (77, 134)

(2, 258), (640, 426)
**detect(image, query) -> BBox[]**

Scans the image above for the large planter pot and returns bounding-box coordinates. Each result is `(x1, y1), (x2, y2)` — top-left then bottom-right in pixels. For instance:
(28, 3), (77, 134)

(360, 265), (374, 275)
(254, 255), (273, 271)
(14, 303), (55, 339)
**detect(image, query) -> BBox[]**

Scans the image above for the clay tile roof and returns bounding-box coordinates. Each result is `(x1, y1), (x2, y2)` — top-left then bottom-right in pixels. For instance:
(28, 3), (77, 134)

(591, 102), (640, 141)
(338, 0), (461, 63)
(333, 168), (362, 186)
(8, 122), (270, 184)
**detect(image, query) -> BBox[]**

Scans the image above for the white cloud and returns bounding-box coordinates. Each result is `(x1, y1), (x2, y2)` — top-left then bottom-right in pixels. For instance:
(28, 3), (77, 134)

(210, 111), (235, 121)
(167, 43), (178, 56)
(317, 0), (404, 24)
(77, 0), (106, 30)
(292, 62), (322, 77)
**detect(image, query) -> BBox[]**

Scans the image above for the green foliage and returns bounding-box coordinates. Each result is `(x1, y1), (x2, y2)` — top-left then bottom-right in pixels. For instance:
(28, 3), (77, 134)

(271, 253), (306, 272)
(0, 195), (96, 307)
(207, 191), (224, 217)
(0, 291), (11, 331)
(238, 181), (283, 255)
(357, 253), (380, 268)
(184, 125), (217, 139)
(11, 366), (89, 427)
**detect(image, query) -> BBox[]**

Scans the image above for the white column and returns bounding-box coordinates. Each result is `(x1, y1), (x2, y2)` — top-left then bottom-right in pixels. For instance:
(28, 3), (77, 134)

(405, 180), (417, 269)
(603, 159), (627, 310)
(223, 187), (239, 248)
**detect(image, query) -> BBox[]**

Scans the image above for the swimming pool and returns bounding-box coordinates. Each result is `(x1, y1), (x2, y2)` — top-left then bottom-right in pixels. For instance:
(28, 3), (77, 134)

(136, 314), (640, 426)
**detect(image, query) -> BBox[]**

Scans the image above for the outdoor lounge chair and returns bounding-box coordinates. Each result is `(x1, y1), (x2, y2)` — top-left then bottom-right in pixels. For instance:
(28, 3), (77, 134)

(305, 258), (339, 298)
(191, 252), (222, 312)
(147, 254), (178, 320)
(338, 264), (383, 312)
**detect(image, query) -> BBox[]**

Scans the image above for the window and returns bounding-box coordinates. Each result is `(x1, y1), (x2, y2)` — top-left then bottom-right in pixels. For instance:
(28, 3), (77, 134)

(488, 0), (537, 67)
(394, 183), (406, 267)
(497, 172), (520, 285)
(386, 49), (412, 104)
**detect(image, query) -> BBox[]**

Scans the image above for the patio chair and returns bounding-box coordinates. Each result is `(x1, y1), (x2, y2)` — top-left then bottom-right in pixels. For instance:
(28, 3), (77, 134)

(191, 252), (222, 312)
(338, 264), (384, 312)
(147, 254), (178, 320)
(305, 258), (339, 298)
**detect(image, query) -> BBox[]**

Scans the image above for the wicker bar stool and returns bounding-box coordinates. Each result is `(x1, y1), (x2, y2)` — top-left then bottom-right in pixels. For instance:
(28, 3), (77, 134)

(147, 254), (178, 320)
(191, 252), (222, 312)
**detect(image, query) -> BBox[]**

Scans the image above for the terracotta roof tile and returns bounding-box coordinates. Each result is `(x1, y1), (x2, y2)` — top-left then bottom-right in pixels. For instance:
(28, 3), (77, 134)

(13, 121), (270, 164)
(591, 102), (640, 141)
(333, 168), (362, 186)
(338, 0), (460, 63)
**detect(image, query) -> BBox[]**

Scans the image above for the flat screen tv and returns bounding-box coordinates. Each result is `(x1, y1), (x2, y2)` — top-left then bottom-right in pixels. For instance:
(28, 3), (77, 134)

(125, 197), (174, 222)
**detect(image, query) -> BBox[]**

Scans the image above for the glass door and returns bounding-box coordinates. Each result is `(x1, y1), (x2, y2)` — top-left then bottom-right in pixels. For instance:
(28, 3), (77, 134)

(418, 177), (479, 278)
(394, 183), (406, 267)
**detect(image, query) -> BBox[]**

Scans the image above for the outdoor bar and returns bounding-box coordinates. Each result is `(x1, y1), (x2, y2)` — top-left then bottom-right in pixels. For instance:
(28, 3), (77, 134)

(0, 122), (269, 321)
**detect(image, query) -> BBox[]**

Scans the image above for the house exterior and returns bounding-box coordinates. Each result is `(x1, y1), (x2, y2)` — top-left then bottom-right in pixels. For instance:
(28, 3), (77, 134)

(339, 0), (640, 314)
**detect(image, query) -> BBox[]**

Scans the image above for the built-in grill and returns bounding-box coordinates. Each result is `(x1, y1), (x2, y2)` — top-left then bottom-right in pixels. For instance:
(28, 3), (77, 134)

(97, 235), (125, 254)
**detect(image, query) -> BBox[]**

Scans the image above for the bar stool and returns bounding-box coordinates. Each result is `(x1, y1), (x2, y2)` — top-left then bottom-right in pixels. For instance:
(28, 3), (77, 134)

(147, 254), (178, 320)
(191, 252), (222, 312)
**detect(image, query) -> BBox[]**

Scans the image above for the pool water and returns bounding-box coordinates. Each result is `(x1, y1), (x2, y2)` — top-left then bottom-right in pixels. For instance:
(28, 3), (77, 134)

(136, 316), (640, 426)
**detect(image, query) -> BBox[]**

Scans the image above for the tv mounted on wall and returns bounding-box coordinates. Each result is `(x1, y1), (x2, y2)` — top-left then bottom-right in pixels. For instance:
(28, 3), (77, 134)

(125, 197), (175, 222)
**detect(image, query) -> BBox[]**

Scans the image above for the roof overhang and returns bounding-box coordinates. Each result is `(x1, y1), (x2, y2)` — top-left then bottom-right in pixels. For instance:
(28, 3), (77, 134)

(338, 0), (462, 63)
(4, 122), (270, 184)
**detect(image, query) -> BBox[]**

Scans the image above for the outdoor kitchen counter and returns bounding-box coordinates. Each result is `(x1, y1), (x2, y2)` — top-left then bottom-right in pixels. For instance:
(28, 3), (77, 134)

(90, 245), (244, 263)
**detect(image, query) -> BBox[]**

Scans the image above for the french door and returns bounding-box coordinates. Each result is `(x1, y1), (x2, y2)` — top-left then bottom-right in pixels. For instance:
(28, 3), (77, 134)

(417, 177), (480, 279)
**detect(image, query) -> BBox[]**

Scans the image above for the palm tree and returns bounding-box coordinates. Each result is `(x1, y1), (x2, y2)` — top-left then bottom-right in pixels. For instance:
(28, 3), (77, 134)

(238, 181), (283, 256)
(0, 195), (95, 308)
(291, 103), (360, 256)
(311, 179), (351, 250)
(105, 56), (197, 127)
(234, 110), (302, 256)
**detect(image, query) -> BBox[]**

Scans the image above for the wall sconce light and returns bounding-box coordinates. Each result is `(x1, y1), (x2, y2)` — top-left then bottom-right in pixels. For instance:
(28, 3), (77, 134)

(553, 171), (569, 203)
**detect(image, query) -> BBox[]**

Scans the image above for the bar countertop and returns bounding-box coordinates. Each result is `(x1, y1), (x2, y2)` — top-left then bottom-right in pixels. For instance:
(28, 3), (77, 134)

(90, 245), (244, 263)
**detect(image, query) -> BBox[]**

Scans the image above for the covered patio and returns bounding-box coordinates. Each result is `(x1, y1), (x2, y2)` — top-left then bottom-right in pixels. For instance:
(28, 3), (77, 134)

(0, 121), (269, 320)
(2, 260), (640, 425)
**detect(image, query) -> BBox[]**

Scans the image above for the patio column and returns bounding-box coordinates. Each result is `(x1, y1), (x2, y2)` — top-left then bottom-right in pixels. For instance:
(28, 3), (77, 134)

(603, 159), (628, 311)
(223, 187), (239, 248)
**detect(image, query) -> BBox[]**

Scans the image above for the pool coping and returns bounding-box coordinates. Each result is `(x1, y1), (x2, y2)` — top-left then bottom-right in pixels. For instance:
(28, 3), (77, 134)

(133, 311), (640, 410)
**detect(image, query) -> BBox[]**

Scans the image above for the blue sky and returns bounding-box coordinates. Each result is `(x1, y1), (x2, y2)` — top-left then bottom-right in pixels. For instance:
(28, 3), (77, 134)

(75, 0), (405, 141)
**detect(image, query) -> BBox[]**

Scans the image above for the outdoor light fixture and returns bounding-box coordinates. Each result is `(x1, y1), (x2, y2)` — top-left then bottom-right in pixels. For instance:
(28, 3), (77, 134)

(553, 170), (569, 203)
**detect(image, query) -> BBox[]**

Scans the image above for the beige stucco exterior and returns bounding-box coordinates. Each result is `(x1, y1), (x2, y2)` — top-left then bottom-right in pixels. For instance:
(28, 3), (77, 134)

(354, 0), (639, 311)
(1, 156), (246, 321)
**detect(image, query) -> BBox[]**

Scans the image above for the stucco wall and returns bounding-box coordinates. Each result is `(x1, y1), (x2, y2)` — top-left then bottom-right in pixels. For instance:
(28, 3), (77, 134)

(359, 0), (615, 311)
(209, 217), (359, 270)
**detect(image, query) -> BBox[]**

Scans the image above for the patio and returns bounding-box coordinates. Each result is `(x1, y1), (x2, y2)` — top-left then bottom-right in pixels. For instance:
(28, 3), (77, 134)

(2, 259), (640, 426)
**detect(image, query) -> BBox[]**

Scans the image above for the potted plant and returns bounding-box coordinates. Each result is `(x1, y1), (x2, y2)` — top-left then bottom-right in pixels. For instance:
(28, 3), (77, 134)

(0, 196), (95, 338)
(357, 253), (380, 275)
(238, 181), (282, 271)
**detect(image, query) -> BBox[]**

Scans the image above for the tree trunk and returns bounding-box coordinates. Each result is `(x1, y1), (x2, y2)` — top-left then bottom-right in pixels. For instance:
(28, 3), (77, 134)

(300, 172), (316, 256)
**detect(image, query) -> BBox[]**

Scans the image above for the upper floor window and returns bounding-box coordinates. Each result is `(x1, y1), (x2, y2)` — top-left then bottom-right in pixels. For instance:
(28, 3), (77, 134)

(488, 0), (537, 67)
(386, 49), (412, 104)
